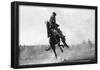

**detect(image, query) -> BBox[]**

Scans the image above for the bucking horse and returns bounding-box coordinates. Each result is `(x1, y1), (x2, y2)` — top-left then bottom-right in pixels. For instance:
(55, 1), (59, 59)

(46, 21), (69, 59)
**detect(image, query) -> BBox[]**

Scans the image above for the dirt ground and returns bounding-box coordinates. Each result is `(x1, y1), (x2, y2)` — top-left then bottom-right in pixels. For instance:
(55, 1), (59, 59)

(19, 42), (95, 65)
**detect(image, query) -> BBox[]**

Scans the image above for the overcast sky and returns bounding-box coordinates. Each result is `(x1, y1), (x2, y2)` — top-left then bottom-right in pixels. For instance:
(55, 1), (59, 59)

(19, 5), (95, 45)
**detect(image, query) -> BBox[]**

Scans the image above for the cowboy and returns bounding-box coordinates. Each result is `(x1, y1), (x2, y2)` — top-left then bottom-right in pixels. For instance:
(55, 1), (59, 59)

(49, 12), (59, 29)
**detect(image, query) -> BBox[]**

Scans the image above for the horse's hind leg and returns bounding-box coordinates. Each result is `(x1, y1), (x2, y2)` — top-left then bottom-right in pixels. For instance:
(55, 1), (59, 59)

(63, 41), (69, 48)
(60, 44), (64, 48)
(58, 42), (63, 52)
(59, 46), (63, 52)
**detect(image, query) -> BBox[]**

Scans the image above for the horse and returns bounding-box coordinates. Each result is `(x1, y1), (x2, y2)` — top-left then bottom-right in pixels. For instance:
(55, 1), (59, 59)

(49, 29), (64, 59)
(46, 21), (69, 59)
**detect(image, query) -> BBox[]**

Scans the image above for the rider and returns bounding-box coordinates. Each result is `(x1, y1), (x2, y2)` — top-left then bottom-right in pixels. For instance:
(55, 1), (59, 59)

(50, 12), (59, 29)
(50, 12), (69, 48)
(45, 12), (69, 51)
(45, 12), (59, 51)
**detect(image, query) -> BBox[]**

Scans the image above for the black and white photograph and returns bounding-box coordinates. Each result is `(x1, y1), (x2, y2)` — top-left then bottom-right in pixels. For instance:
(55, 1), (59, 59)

(19, 5), (96, 65)
(11, 2), (97, 68)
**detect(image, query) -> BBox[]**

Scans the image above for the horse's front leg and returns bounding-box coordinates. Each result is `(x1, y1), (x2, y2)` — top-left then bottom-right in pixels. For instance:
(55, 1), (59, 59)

(50, 38), (57, 59)
(51, 44), (57, 59)
(53, 47), (57, 59)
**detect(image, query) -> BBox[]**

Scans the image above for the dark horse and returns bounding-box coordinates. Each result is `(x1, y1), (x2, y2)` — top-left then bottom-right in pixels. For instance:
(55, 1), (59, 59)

(49, 29), (63, 58)
(46, 21), (69, 59)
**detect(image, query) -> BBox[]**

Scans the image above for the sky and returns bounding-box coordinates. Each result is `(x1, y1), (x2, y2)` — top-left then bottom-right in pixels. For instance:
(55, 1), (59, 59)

(19, 5), (95, 45)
